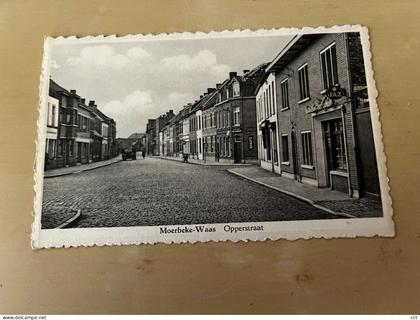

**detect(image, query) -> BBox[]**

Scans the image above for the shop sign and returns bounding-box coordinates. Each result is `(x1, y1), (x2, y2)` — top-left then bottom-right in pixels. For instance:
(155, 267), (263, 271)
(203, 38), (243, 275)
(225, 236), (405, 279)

(326, 84), (346, 100)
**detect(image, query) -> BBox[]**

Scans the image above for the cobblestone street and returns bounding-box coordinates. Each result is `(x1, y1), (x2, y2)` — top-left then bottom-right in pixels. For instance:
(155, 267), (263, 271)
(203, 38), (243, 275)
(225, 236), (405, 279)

(41, 157), (340, 229)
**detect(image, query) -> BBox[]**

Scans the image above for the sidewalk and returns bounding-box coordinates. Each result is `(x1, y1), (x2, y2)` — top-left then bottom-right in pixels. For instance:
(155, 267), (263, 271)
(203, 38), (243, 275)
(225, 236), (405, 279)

(154, 155), (252, 166)
(228, 166), (383, 218)
(44, 156), (121, 178)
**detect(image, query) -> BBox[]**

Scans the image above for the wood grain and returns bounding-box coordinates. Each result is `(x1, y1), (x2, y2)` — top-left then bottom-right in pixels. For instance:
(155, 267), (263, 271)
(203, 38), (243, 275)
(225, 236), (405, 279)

(0, 0), (419, 314)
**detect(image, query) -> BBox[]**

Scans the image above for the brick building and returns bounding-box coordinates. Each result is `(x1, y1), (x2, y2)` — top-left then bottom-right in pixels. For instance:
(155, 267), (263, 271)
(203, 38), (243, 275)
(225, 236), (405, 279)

(145, 119), (157, 155)
(213, 66), (266, 164)
(46, 79), (117, 170)
(257, 32), (380, 199)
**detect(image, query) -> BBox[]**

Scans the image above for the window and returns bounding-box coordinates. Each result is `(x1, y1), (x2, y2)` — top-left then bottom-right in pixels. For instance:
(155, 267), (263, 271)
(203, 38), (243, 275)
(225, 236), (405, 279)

(210, 136), (214, 152)
(226, 88), (230, 99)
(233, 107), (240, 125)
(298, 64), (310, 101)
(233, 81), (240, 97)
(281, 135), (289, 162)
(280, 79), (289, 110)
(301, 131), (313, 166)
(59, 108), (64, 123)
(320, 44), (338, 90)
(47, 139), (55, 159)
(271, 83), (275, 115)
(51, 105), (56, 127)
(69, 140), (74, 156)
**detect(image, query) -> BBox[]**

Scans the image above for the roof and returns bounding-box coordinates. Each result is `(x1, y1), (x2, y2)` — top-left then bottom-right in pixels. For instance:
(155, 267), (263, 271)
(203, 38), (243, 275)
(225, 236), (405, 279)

(265, 34), (319, 73)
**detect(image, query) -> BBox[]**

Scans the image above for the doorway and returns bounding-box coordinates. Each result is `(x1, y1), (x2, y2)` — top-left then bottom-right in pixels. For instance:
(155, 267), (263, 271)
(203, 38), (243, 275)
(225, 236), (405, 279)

(233, 137), (242, 163)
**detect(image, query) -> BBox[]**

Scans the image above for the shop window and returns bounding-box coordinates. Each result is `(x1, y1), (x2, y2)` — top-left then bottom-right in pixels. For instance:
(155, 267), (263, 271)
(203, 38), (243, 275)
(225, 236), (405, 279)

(281, 135), (289, 162)
(324, 119), (347, 171)
(320, 43), (339, 90)
(233, 107), (240, 125)
(298, 64), (310, 101)
(280, 79), (289, 110)
(301, 131), (313, 166)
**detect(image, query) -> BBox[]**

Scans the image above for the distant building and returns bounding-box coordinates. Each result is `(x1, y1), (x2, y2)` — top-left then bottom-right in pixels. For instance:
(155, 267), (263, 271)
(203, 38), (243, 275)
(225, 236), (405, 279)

(145, 119), (157, 155)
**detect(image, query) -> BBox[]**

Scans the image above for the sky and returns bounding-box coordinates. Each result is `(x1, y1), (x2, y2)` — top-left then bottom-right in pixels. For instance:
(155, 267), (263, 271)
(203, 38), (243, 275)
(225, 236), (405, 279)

(50, 34), (293, 138)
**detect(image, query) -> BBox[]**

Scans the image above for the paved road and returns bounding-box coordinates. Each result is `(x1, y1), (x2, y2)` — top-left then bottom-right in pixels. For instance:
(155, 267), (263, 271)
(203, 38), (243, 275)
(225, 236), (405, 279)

(42, 157), (337, 228)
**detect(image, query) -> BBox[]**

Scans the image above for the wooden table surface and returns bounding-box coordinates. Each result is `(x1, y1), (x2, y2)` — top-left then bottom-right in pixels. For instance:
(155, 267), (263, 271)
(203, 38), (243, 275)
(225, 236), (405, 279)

(0, 0), (419, 314)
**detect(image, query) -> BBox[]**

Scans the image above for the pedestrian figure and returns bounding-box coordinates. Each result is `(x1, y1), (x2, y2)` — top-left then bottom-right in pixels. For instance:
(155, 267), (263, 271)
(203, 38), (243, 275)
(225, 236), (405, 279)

(142, 148), (146, 159)
(183, 153), (189, 163)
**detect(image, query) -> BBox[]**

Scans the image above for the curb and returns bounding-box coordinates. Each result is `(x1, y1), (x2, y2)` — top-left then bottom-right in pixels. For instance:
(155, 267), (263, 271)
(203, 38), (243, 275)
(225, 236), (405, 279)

(44, 159), (122, 179)
(154, 156), (253, 167)
(227, 169), (356, 219)
(55, 209), (82, 229)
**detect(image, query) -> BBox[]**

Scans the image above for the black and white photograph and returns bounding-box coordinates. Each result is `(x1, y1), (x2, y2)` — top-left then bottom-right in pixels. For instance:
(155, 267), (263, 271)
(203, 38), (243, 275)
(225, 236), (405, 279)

(32, 26), (394, 248)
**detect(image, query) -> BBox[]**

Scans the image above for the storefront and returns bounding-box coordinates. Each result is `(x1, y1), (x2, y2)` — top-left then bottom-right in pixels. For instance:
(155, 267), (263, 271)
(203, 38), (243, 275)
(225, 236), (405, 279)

(308, 93), (357, 197)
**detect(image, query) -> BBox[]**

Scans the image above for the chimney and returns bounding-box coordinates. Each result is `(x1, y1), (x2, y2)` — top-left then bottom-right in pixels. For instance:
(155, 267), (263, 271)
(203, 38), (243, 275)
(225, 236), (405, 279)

(70, 89), (76, 94)
(229, 72), (237, 79)
(81, 98), (86, 104)
(243, 69), (250, 74)
(89, 100), (95, 107)
(169, 109), (173, 114)
(207, 88), (215, 93)
(216, 83), (221, 88)
(200, 95), (203, 99)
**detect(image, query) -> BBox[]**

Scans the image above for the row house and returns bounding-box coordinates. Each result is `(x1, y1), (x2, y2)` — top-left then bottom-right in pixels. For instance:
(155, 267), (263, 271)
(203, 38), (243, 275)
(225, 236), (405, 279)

(202, 85), (223, 161)
(156, 110), (175, 156)
(45, 79), (117, 170)
(211, 67), (266, 164)
(257, 32), (380, 199)
(145, 119), (157, 155)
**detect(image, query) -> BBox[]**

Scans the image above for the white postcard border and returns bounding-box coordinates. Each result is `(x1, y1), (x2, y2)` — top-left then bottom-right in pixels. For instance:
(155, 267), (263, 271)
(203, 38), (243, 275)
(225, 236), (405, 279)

(32, 25), (394, 249)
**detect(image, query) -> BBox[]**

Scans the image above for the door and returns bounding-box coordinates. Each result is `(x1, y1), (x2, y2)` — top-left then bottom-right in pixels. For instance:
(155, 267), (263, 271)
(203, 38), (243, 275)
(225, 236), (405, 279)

(323, 118), (347, 189)
(233, 137), (242, 163)
(77, 142), (82, 163)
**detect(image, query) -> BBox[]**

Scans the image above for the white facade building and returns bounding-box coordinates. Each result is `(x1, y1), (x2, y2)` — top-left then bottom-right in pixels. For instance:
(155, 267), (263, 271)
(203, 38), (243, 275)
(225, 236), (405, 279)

(182, 117), (190, 154)
(46, 95), (59, 159)
(256, 72), (280, 174)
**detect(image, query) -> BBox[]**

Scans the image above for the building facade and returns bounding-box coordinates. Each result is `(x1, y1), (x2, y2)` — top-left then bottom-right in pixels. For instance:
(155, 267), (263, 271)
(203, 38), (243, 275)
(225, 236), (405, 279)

(256, 72), (280, 174)
(46, 79), (117, 170)
(145, 119), (157, 155)
(214, 68), (265, 164)
(258, 32), (380, 199)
